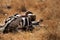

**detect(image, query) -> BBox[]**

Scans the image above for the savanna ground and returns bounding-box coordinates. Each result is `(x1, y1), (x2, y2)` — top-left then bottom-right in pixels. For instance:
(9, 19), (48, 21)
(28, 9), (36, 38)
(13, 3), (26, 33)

(0, 0), (60, 40)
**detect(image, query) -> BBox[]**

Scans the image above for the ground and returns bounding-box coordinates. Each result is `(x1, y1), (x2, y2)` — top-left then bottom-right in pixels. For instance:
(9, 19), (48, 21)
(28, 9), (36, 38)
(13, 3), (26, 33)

(0, 0), (60, 40)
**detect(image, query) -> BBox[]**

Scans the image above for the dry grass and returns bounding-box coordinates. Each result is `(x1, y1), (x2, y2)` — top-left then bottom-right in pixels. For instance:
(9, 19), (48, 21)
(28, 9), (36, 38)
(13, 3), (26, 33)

(0, 0), (60, 40)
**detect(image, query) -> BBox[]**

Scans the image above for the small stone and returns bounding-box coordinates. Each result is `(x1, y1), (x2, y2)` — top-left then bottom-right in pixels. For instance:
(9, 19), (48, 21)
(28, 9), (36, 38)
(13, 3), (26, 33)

(6, 6), (11, 9)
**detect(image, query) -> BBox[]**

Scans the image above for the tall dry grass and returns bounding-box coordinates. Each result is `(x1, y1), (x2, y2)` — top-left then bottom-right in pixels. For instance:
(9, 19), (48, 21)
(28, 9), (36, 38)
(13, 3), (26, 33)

(0, 0), (60, 40)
